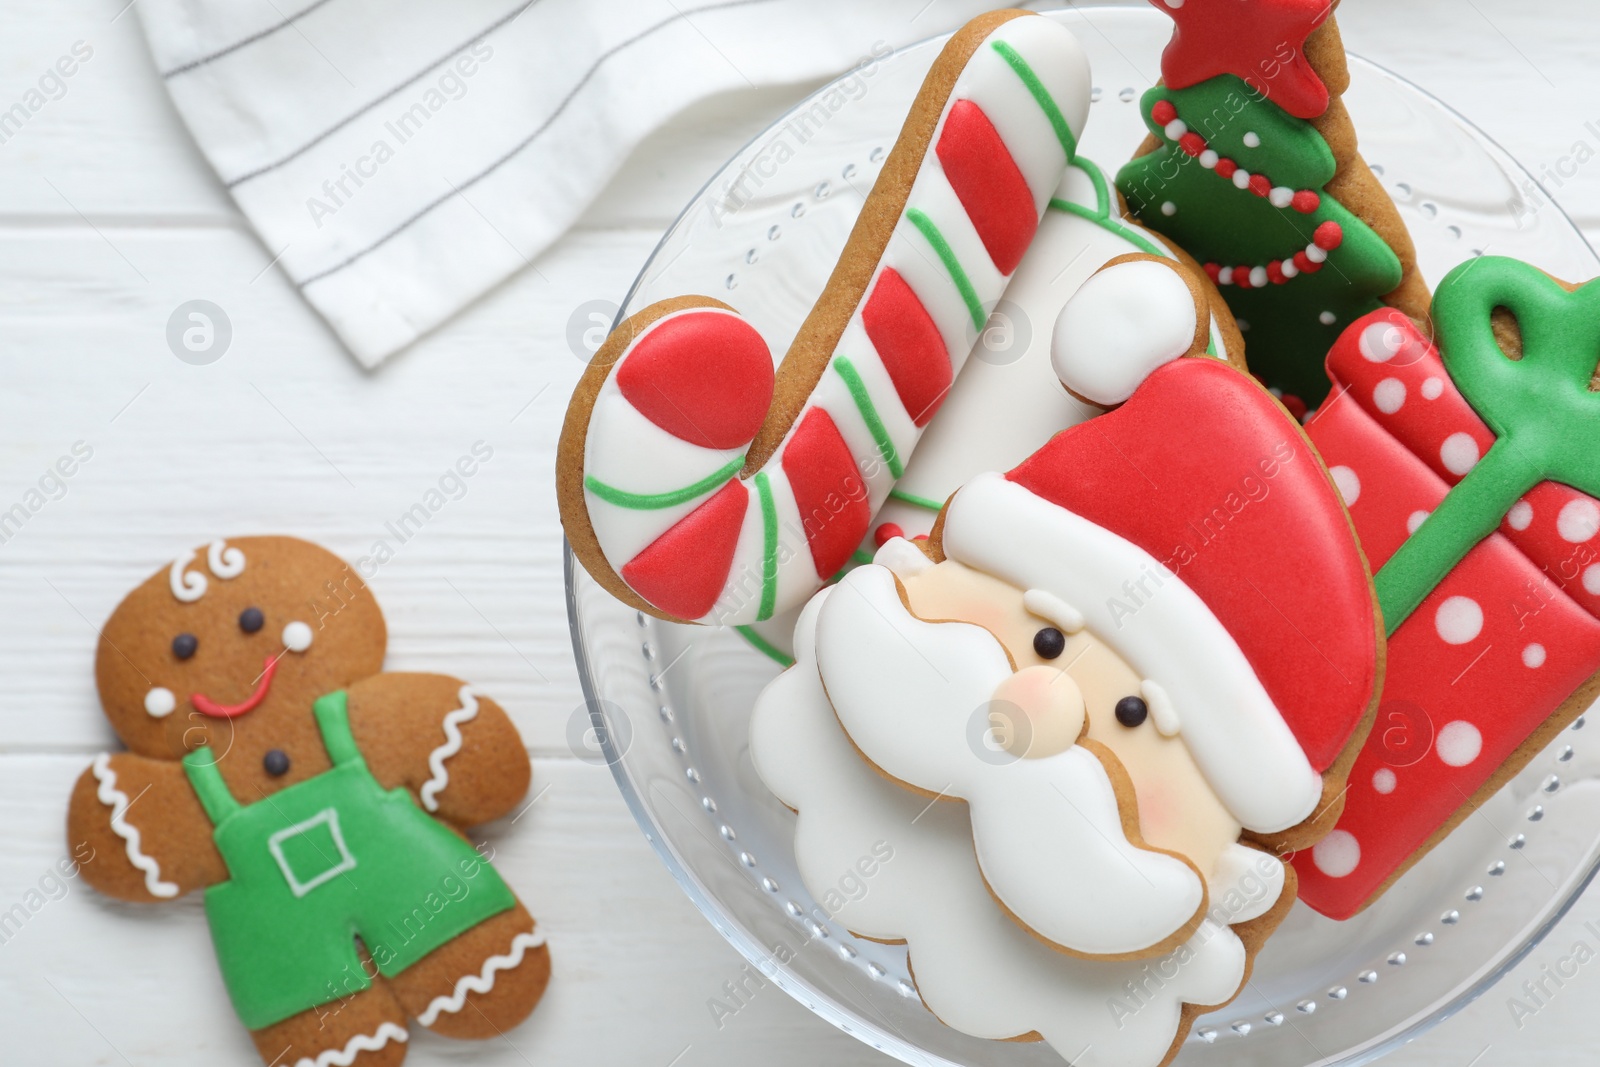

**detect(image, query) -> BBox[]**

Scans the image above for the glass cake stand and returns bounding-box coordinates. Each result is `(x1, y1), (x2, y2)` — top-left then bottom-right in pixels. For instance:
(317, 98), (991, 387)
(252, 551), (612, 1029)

(566, 6), (1600, 1065)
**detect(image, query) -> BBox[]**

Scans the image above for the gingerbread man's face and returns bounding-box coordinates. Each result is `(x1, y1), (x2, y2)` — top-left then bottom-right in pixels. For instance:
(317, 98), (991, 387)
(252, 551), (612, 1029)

(95, 537), (385, 765)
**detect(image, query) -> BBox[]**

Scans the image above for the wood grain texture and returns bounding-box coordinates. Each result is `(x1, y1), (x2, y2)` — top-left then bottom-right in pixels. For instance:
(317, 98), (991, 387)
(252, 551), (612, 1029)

(0, 0), (1595, 1063)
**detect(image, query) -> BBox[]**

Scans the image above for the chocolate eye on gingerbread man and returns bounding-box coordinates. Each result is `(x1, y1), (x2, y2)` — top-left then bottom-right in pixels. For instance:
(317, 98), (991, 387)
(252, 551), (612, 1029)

(1115, 695), (1149, 728)
(1032, 627), (1066, 660)
(238, 606), (264, 634)
(171, 633), (198, 660)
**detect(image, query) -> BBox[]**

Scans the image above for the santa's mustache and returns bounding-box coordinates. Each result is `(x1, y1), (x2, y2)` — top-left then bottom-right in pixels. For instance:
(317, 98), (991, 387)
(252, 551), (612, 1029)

(816, 564), (1207, 959)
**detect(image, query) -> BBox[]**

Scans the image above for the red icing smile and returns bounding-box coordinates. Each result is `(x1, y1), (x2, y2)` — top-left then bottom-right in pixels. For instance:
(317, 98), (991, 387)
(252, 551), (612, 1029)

(191, 656), (279, 718)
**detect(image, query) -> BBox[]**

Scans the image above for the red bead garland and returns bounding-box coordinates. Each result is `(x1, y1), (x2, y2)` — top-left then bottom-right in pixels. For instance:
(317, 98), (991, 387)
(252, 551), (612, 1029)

(1152, 98), (1322, 215)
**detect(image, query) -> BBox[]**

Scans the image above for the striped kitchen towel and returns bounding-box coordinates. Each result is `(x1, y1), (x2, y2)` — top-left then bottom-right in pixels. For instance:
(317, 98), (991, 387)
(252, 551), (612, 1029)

(137, 0), (1001, 367)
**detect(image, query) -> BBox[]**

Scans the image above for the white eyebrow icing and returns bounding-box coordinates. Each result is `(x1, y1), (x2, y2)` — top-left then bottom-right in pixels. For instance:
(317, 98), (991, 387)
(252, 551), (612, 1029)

(1023, 588), (1085, 634)
(1141, 679), (1181, 738)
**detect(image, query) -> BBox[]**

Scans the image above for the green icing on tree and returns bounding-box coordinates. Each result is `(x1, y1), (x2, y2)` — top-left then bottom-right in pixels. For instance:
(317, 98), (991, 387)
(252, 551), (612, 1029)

(1376, 257), (1600, 633)
(1116, 75), (1402, 404)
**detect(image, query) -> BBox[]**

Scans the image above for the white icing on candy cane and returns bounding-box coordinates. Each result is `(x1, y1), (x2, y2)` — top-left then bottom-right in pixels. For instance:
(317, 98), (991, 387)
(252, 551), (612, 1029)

(91, 753), (179, 899)
(816, 565), (1205, 957)
(750, 589), (1246, 1066)
(416, 928), (548, 1026)
(578, 14), (1092, 626)
(420, 686), (479, 812)
(168, 539), (246, 602)
(291, 1021), (408, 1067)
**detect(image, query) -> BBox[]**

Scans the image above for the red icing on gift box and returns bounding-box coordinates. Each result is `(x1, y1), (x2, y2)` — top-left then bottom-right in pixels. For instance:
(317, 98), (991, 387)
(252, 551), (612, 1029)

(1293, 310), (1600, 918)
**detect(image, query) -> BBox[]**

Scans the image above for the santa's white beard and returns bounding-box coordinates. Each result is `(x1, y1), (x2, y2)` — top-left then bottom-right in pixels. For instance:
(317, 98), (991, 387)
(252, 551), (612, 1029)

(815, 564), (1205, 959)
(751, 581), (1256, 1067)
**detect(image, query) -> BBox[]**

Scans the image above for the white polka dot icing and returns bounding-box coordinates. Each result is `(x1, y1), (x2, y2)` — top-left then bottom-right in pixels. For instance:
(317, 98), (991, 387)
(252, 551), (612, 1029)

(1373, 377), (1405, 414)
(1440, 433), (1480, 476)
(1523, 643), (1547, 668)
(1312, 830), (1360, 878)
(1242, 131), (1261, 148)
(1558, 499), (1600, 544)
(1358, 321), (1403, 363)
(1585, 565), (1600, 596)
(144, 687), (176, 718)
(282, 620), (314, 652)
(1436, 720), (1483, 767)
(1371, 768), (1396, 794)
(1434, 596), (1483, 645)
(1421, 377), (1444, 400)
(1329, 466), (1360, 506)
(1407, 510), (1430, 535)
(1507, 500), (1533, 531)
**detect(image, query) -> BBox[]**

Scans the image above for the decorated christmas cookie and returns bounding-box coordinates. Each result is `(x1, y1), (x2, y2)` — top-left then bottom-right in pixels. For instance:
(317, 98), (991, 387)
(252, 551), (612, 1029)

(559, 10), (1093, 626)
(742, 157), (1246, 666)
(751, 257), (1381, 1065)
(1116, 0), (1429, 406)
(1291, 258), (1600, 918)
(67, 537), (549, 1067)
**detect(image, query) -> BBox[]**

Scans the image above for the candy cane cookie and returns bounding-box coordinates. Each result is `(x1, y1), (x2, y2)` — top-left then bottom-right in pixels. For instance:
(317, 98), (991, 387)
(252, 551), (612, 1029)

(558, 10), (1091, 625)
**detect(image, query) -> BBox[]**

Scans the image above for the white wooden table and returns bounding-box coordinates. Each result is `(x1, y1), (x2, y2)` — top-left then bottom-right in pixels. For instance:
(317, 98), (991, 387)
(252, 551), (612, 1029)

(0, 1), (1595, 1063)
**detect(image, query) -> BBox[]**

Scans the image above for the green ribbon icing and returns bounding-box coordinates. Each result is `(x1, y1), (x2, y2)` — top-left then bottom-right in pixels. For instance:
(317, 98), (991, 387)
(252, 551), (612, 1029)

(183, 691), (516, 1029)
(1114, 75), (1403, 403)
(1376, 257), (1600, 632)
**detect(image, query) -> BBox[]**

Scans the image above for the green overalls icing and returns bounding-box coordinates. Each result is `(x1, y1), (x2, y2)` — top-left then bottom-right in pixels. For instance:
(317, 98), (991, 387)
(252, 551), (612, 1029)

(183, 691), (515, 1030)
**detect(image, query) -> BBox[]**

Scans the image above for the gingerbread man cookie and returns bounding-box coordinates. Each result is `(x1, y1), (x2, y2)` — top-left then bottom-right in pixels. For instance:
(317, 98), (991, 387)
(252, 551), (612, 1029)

(558, 10), (1092, 627)
(67, 537), (548, 1067)
(752, 257), (1382, 1066)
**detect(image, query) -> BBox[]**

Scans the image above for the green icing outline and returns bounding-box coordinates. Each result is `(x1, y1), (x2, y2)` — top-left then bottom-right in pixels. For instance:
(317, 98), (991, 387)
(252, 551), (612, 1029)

(991, 39), (1077, 161)
(833, 356), (905, 477)
(585, 454), (744, 510)
(735, 625), (795, 668)
(754, 471), (779, 622)
(906, 207), (986, 332)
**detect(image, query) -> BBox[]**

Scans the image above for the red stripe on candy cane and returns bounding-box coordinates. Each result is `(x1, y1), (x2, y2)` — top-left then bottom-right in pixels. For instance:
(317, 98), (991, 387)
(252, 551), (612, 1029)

(935, 99), (1039, 276)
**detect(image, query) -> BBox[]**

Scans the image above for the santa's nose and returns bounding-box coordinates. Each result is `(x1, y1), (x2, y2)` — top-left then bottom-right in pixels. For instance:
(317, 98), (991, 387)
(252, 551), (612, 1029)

(989, 667), (1085, 760)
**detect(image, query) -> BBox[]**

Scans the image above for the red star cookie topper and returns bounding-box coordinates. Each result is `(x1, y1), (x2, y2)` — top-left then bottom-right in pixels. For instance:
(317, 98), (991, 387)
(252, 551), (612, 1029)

(1149, 0), (1333, 120)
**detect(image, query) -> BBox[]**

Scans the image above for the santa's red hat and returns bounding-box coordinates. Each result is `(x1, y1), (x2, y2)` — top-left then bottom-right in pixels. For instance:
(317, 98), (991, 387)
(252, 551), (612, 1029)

(940, 261), (1378, 833)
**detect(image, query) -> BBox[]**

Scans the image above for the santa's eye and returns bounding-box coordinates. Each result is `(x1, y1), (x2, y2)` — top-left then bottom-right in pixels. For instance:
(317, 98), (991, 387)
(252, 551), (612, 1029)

(172, 633), (198, 659)
(238, 606), (264, 633)
(1032, 627), (1065, 660)
(1115, 696), (1149, 728)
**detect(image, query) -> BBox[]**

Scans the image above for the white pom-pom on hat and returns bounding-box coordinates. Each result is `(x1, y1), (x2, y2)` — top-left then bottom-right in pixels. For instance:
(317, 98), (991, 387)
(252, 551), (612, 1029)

(1051, 257), (1202, 407)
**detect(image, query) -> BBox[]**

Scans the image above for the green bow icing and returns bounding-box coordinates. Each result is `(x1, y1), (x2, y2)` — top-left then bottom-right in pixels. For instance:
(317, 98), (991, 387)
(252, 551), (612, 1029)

(1377, 257), (1600, 633)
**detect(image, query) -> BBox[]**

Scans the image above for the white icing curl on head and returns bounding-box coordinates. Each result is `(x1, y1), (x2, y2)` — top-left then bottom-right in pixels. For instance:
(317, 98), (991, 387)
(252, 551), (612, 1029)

(207, 539), (246, 578)
(168, 539), (247, 602)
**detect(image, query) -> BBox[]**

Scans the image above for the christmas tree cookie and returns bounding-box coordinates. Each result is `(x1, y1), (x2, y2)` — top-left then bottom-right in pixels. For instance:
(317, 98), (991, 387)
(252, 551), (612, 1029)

(1116, 0), (1429, 407)
(1290, 257), (1600, 918)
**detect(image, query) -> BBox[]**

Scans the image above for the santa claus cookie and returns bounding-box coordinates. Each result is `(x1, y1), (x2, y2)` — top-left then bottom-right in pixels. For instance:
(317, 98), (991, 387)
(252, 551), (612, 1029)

(67, 537), (548, 1067)
(751, 256), (1382, 1067)
(558, 10), (1093, 627)
(1116, 0), (1428, 408)
(1291, 258), (1600, 918)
